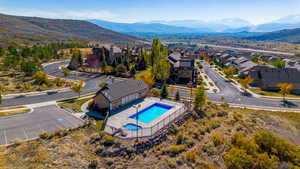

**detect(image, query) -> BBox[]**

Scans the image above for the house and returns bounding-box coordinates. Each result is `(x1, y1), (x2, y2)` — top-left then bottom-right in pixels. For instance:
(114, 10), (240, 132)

(93, 79), (149, 111)
(237, 61), (257, 75)
(85, 44), (123, 68)
(249, 65), (300, 94)
(168, 52), (196, 83)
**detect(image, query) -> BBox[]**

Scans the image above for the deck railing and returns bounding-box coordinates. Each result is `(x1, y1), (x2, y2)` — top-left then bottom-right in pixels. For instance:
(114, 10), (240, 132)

(105, 105), (187, 138)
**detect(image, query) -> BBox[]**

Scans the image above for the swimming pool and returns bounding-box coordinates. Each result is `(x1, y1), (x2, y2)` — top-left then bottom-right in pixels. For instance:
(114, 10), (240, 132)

(130, 103), (173, 123)
(123, 123), (142, 131)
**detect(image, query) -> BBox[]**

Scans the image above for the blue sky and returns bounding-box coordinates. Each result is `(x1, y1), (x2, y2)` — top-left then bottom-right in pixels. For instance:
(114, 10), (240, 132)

(1, 0), (300, 24)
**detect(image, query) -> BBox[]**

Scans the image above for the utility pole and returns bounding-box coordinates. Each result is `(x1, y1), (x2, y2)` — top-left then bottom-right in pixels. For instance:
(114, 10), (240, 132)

(133, 104), (141, 143)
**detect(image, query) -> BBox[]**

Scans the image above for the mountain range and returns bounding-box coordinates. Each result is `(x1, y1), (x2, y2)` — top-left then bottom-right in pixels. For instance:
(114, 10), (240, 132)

(90, 15), (300, 34)
(245, 28), (300, 43)
(0, 13), (142, 44)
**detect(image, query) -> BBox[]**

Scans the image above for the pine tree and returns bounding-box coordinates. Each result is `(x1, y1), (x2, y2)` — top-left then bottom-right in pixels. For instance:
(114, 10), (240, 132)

(175, 90), (180, 101)
(160, 82), (168, 99)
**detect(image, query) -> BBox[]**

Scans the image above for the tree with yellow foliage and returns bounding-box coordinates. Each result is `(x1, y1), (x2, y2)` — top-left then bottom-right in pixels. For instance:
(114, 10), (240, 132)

(135, 69), (155, 88)
(239, 77), (254, 94)
(277, 83), (294, 101)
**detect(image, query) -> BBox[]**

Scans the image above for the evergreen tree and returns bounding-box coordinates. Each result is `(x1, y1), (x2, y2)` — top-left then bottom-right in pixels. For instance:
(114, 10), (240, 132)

(8, 46), (18, 56)
(160, 82), (168, 99)
(0, 46), (5, 57)
(175, 90), (180, 101)
(21, 61), (40, 76)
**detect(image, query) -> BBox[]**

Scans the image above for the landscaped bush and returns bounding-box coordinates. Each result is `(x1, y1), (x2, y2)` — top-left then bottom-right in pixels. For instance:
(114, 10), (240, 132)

(209, 82), (214, 87)
(151, 89), (161, 97)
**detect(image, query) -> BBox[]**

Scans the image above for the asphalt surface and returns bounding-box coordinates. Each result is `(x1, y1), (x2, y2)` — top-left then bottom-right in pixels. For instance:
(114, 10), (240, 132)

(0, 105), (83, 145)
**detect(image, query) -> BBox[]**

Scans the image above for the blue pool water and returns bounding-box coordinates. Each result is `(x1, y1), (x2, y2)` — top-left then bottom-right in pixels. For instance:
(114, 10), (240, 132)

(123, 123), (142, 131)
(130, 103), (173, 123)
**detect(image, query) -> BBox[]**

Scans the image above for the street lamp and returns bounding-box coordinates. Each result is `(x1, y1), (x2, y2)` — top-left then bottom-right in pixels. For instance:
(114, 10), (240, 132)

(133, 104), (141, 143)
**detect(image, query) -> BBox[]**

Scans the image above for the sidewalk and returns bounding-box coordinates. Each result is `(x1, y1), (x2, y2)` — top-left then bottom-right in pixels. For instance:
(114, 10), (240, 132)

(200, 69), (220, 93)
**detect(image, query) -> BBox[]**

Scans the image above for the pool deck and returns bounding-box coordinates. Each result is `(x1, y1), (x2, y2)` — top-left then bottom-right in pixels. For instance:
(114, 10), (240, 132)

(105, 97), (185, 138)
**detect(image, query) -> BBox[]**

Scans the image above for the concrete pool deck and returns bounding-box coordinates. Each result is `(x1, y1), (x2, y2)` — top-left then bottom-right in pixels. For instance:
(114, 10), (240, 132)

(105, 97), (186, 138)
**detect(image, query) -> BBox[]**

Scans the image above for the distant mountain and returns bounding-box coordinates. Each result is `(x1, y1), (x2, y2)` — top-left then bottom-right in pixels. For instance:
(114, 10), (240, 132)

(254, 15), (300, 32)
(89, 19), (210, 33)
(0, 13), (142, 44)
(149, 18), (252, 32)
(245, 28), (300, 43)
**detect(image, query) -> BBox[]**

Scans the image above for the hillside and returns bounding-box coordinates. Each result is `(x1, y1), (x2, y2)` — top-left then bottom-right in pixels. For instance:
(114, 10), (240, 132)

(0, 13), (142, 44)
(245, 28), (300, 43)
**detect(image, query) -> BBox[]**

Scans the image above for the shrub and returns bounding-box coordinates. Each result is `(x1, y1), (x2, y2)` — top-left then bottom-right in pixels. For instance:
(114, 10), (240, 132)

(254, 131), (300, 166)
(151, 89), (161, 97)
(116, 64), (127, 73)
(211, 134), (225, 146)
(184, 151), (197, 163)
(88, 160), (98, 169)
(101, 135), (115, 146)
(162, 144), (187, 156)
(224, 147), (255, 169)
(33, 71), (48, 85)
(53, 78), (65, 87)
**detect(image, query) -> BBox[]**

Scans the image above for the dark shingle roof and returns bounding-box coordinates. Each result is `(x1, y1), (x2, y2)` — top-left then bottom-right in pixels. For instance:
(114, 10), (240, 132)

(99, 79), (148, 101)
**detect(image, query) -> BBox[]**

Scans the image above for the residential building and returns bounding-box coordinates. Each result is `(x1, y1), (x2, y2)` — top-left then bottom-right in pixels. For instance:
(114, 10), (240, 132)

(168, 52), (196, 84)
(93, 79), (149, 111)
(249, 65), (300, 94)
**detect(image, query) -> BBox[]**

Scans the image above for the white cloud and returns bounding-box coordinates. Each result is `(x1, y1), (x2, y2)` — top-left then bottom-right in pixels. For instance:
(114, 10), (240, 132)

(0, 8), (117, 20)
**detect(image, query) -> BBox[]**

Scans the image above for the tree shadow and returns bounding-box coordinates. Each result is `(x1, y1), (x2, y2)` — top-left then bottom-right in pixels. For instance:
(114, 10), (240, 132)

(281, 100), (298, 108)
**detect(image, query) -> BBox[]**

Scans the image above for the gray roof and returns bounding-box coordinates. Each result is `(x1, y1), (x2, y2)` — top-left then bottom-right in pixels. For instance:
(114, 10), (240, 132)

(251, 66), (300, 84)
(169, 52), (182, 61)
(98, 79), (148, 101)
(238, 61), (257, 74)
(233, 57), (248, 65)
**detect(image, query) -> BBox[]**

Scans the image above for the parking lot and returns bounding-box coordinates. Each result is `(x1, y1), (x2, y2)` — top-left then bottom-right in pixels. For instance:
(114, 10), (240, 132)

(0, 105), (84, 145)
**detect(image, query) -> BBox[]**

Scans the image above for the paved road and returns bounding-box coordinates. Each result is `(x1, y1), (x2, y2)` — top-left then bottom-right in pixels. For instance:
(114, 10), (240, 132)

(0, 61), (112, 108)
(197, 43), (295, 56)
(0, 105), (83, 145)
(165, 41), (295, 56)
(204, 63), (300, 108)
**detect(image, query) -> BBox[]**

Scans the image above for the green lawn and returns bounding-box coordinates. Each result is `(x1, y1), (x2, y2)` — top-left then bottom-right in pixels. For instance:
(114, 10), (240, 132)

(58, 98), (92, 113)
(0, 108), (31, 116)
